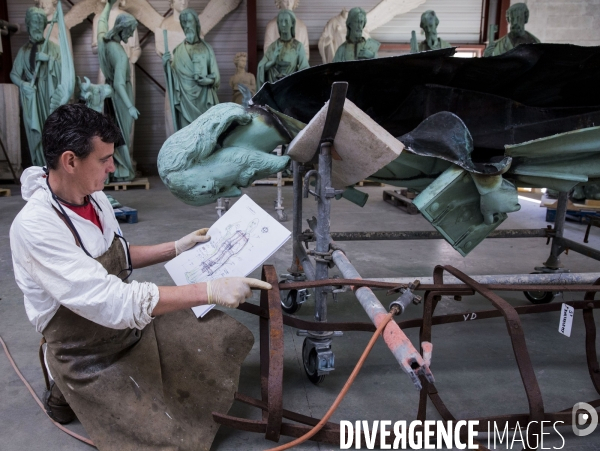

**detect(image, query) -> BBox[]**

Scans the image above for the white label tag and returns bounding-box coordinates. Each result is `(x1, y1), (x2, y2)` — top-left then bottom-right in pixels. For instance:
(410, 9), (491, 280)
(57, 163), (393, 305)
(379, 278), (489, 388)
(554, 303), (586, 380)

(559, 303), (575, 337)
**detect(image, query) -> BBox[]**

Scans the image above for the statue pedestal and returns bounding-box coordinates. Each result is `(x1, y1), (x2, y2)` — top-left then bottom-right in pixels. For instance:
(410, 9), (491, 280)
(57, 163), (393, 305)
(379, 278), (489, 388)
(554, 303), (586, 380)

(0, 84), (21, 180)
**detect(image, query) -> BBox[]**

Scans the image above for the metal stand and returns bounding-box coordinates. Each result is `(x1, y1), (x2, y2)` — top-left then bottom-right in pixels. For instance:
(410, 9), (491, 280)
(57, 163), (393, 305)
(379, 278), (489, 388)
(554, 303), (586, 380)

(212, 82), (600, 447)
(283, 83), (435, 386)
(543, 191), (600, 265)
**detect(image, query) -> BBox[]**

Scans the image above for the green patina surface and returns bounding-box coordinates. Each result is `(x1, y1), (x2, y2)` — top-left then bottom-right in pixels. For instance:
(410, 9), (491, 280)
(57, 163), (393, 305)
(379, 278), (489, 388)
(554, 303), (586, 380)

(484, 3), (540, 57)
(158, 103), (294, 207)
(158, 102), (600, 255)
(332, 7), (380, 63)
(257, 10), (309, 89)
(163, 8), (220, 132)
(10, 4), (73, 167)
(97, 0), (137, 182)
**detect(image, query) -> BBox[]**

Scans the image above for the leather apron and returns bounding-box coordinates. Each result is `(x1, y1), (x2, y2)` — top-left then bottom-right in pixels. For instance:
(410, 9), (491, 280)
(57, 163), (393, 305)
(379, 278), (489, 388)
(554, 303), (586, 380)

(42, 234), (254, 451)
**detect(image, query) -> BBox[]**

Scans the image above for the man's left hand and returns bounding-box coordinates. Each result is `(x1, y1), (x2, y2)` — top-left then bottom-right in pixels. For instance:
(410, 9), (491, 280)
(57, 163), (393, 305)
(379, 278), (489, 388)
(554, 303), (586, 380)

(175, 228), (210, 255)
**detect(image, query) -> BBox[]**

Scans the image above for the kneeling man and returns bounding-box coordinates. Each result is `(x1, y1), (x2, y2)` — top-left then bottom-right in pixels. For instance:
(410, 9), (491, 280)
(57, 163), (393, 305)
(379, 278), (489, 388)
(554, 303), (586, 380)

(10, 103), (270, 450)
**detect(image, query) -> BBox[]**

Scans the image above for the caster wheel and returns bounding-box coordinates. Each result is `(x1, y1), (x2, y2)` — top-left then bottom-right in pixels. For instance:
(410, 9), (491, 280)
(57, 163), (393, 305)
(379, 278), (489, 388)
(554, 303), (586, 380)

(303, 339), (325, 385)
(523, 272), (557, 304)
(524, 290), (556, 304)
(281, 289), (302, 314)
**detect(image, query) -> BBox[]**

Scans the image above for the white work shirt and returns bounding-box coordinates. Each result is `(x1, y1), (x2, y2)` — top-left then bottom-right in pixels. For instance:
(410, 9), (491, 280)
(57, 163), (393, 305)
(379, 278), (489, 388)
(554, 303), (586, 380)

(10, 167), (159, 333)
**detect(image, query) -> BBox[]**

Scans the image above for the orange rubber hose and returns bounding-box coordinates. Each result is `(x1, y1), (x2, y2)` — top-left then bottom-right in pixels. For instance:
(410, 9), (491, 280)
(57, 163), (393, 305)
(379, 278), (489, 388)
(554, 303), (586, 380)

(0, 335), (96, 447)
(265, 309), (397, 451)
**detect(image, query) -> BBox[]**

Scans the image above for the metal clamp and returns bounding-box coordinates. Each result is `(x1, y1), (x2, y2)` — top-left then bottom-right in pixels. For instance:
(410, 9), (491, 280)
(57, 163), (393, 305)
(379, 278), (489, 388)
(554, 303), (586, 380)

(303, 170), (320, 199)
(388, 280), (422, 316)
(324, 186), (345, 199)
(307, 248), (336, 267)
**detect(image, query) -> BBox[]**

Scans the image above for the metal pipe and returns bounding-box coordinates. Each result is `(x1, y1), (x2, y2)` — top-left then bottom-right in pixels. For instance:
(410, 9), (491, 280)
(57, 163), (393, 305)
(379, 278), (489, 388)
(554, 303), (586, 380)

(328, 228), (550, 241)
(332, 250), (434, 389)
(559, 238), (600, 262)
(368, 272), (600, 287)
(293, 241), (315, 281)
(314, 142), (333, 323)
(289, 161), (305, 275)
(545, 192), (568, 268)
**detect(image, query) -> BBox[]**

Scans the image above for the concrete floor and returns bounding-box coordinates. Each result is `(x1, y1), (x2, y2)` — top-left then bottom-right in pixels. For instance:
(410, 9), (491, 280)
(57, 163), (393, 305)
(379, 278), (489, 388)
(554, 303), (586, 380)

(1, 177), (600, 450)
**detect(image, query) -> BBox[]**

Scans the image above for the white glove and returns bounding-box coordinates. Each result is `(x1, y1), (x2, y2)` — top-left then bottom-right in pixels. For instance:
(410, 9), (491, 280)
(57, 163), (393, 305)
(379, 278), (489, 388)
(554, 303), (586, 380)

(175, 228), (210, 255)
(206, 277), (272, 308)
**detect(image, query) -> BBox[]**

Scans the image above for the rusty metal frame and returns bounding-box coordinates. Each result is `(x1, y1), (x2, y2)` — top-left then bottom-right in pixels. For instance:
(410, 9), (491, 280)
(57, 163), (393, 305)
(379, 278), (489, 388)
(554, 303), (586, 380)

(212, 265), (600, 447)
(212, 80), (600, 447)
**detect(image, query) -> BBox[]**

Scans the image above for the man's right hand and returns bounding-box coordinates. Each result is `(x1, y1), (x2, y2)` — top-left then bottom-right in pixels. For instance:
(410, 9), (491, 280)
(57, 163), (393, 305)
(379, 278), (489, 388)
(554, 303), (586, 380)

(207, 277), (272, 308)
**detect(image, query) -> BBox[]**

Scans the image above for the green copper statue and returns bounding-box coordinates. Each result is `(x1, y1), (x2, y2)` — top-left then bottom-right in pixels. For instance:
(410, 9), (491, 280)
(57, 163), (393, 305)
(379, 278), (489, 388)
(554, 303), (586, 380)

(10, 5), (72, 166)
(158, 103), (297, 206)
(332, 7), (380, 63)
(162, 8), (220, 132)
(257, 9), (309, 88)
(78, 76), (113, 113)
(97, 0), (138, 181)
(484, 3), (540, 57)
(410, 10), (451, 53)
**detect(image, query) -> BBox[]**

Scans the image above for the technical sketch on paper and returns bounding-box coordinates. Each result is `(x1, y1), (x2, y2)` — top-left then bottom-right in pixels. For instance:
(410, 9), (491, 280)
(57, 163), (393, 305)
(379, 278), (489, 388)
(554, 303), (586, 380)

(184, 219), (259, 283)
(165, 195), (291, 288)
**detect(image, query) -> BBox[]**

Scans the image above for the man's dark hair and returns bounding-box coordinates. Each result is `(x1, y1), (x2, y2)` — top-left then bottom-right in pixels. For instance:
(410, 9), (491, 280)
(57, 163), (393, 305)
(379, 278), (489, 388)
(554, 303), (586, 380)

(42, 104), (122, 170)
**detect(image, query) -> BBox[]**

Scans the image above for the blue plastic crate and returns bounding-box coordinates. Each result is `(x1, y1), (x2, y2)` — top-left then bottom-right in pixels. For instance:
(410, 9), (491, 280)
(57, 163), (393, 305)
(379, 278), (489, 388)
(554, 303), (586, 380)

(114, 206), (138, 224)
(546, 208), (600, 223)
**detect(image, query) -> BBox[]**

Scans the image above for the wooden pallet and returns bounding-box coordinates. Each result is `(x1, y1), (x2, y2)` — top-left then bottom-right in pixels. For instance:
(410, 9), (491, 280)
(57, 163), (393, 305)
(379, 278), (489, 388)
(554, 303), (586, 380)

(104, 177), (150, 191)
(517, 187), (544, 193)
(356, 179), (385, 187)
(541, 194), (600, 212)
(383, 190), (419, 215)
(0, 188), (11, 197)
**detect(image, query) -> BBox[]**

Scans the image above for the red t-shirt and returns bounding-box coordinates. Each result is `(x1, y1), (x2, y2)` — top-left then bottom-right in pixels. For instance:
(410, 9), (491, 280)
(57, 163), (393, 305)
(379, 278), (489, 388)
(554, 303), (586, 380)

(64, 199), (103, 232)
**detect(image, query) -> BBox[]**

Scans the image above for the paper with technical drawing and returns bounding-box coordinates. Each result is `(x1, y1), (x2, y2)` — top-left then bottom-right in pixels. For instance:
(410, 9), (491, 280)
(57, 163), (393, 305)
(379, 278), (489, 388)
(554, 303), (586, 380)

(165, 194), (291, 317)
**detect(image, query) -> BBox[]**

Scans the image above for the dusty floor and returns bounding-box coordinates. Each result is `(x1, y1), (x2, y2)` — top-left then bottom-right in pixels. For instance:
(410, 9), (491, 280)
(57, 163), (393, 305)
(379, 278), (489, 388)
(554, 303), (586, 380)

(1, 177), (599, 450)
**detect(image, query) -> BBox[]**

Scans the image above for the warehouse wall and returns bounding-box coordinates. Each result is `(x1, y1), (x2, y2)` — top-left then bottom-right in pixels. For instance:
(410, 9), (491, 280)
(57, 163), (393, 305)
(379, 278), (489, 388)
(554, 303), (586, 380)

(7, 0), (485, 175)
(510, 0), (600, 47)
(257, 0), (483, 50)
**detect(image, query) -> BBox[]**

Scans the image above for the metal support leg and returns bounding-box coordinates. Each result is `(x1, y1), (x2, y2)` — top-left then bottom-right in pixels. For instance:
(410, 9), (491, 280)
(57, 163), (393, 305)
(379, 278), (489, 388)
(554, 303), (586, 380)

(281, 161), (310, 313)
(314, 142), (333, 324)
(298, 142), (338, 381)
(274, 146), (287, 222)
(543, 191), (568, 269)
(288, 161), (306, 275)
(216, 197), (229, 218)
(295, 82), (349, 382)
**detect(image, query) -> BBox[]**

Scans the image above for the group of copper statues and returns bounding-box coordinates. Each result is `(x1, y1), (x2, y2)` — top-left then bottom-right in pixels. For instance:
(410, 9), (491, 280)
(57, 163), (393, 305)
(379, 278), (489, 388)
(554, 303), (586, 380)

(9, 0), (540, 181)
